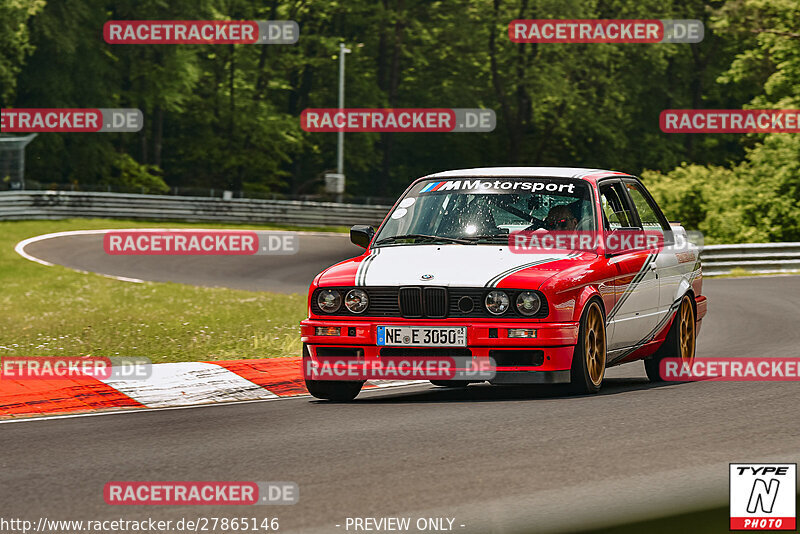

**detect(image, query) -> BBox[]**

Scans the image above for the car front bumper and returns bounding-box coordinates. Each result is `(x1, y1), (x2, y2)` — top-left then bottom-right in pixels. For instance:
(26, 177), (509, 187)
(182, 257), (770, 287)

(300, 318), (579, 384)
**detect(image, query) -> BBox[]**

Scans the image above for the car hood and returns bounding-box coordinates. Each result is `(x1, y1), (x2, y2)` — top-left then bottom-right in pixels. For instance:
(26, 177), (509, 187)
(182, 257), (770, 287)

(318, 244), (593, 288)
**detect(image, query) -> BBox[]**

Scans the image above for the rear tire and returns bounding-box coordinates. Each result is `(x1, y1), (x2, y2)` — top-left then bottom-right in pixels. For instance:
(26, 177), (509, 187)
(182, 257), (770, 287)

(645, 295), (696, 382)
(569, 300), (607, 394)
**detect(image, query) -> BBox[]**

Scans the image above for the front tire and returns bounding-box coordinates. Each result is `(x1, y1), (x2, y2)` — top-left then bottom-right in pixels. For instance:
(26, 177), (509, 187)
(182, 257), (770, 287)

(302, 343), (364, 401)
(645, 295), (696, 382)
(305, 379), (363, 401)
(569, 300), (607, 394)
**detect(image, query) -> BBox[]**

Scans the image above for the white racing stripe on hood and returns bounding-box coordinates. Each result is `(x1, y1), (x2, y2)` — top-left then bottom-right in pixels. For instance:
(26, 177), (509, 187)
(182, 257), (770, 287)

(360, 245), (574, 287)
(355, 247), (380, 286)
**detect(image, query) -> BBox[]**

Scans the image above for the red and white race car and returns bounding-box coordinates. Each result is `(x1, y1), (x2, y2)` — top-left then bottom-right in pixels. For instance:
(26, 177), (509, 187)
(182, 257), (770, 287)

(300, 167), (707, 400)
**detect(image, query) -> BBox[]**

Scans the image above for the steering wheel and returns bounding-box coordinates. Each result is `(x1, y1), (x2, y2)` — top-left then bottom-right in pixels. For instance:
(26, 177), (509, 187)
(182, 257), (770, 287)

(522, 217), (548, 231)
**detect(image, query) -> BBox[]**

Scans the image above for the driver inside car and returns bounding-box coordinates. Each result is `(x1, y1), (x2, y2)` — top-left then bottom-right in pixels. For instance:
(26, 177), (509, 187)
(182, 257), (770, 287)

(544, 204), (579, 231)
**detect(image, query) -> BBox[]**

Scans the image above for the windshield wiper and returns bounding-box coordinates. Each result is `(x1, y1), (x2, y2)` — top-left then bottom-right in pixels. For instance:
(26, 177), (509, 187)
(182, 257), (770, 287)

(463, 234), (510, 243)
(374, 234), (475, 246)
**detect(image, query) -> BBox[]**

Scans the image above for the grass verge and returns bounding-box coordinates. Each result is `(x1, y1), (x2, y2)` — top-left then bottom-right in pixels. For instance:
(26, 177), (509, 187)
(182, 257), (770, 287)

(0, 219), (343, 362)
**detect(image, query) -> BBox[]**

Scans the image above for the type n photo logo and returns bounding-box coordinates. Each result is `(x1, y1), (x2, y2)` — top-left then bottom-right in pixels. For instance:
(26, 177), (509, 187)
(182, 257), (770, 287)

(730, 463), (796, 530)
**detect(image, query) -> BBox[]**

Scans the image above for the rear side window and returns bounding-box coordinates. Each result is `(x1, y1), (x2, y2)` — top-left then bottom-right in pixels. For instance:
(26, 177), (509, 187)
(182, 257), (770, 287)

(599, 182), (635, 229)
(624, 182), (669, 231)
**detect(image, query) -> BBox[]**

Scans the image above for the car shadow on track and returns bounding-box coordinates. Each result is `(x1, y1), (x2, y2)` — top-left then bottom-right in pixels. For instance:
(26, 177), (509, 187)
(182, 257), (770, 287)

(323, 377), (699, 404)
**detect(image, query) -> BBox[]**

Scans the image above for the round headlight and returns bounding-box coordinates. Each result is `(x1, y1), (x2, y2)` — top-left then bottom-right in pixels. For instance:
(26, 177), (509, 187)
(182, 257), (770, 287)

(345, 289), (369, 314)
(485, 290), (510, 315)
(317, 289), (342, 313)
(516, 291), (542, 316)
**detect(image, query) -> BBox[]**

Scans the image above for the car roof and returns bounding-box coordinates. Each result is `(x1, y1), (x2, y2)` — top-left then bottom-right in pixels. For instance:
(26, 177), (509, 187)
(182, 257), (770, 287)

(420, 166), (633, 184)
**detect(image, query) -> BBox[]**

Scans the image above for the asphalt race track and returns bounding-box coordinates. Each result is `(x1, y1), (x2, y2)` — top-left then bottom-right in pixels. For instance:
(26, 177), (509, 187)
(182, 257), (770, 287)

(21, 230), (363, 294)
(6, 232), (800, 533)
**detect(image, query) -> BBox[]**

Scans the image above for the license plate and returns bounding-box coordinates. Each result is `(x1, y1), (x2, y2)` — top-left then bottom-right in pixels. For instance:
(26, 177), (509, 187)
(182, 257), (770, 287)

(376, 326), (467, 347)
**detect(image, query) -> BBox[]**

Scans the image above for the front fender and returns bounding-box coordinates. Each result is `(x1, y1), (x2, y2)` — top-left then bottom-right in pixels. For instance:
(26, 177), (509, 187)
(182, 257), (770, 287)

(573, 286), (605, 322)
(536, 254), (615, 323)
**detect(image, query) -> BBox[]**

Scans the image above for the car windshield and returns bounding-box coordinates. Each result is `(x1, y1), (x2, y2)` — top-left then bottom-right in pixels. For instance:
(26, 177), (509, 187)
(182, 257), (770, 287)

(374, 177), (595, 246)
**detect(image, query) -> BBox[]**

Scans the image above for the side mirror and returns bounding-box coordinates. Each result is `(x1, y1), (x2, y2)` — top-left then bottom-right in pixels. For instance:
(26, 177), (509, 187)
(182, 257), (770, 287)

(350, 225), (375, 249)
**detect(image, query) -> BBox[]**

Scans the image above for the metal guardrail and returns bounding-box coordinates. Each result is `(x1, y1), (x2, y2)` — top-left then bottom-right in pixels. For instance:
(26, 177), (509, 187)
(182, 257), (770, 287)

(14, 180), (397, 205)
(700, 243), (800, 276)
(0, 190), (392, 227)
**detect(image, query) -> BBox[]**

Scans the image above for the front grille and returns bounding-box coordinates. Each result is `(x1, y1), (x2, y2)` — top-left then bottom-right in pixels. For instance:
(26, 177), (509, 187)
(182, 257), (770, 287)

(311, 287), (548, 318)
(398, 287), (423, 317)
(399, 286), (447, 318)
(423, 287), (447, 318)
(447, 289), (484, 318)
(366, 288), (402, 316)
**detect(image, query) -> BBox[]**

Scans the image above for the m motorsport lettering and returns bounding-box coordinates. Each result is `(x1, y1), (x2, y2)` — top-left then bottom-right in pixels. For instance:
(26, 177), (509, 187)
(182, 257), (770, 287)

(420, 180), (576, 193)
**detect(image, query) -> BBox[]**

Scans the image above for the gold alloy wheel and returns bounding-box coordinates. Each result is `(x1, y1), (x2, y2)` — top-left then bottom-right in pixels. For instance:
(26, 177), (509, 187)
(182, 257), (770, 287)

(584, 303), (606, 387)
(678, 297), (696, 367)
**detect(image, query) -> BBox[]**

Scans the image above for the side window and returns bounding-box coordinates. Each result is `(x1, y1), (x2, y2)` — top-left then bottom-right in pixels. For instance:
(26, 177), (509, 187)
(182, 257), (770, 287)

(599, 182), (636, 230)
(624, 182), (668, 231)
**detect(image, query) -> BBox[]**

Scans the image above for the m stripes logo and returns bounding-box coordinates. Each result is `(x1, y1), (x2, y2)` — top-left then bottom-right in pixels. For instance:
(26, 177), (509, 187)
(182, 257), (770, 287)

(420, 181), (448, 193)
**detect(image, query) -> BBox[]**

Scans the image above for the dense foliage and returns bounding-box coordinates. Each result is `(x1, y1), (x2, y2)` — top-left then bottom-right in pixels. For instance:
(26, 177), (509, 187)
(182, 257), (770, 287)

(1, 0), (799, 241)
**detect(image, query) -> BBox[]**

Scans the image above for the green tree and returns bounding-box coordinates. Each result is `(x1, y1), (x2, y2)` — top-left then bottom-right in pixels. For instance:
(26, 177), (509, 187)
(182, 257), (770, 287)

(645, 0), (800, 243)
(4, 0), (796, 221)
(0, 0), (45, 106)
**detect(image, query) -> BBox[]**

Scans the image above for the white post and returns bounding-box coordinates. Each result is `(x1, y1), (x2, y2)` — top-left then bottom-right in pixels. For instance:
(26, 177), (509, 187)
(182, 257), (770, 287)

(336, 43), (351, 203)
